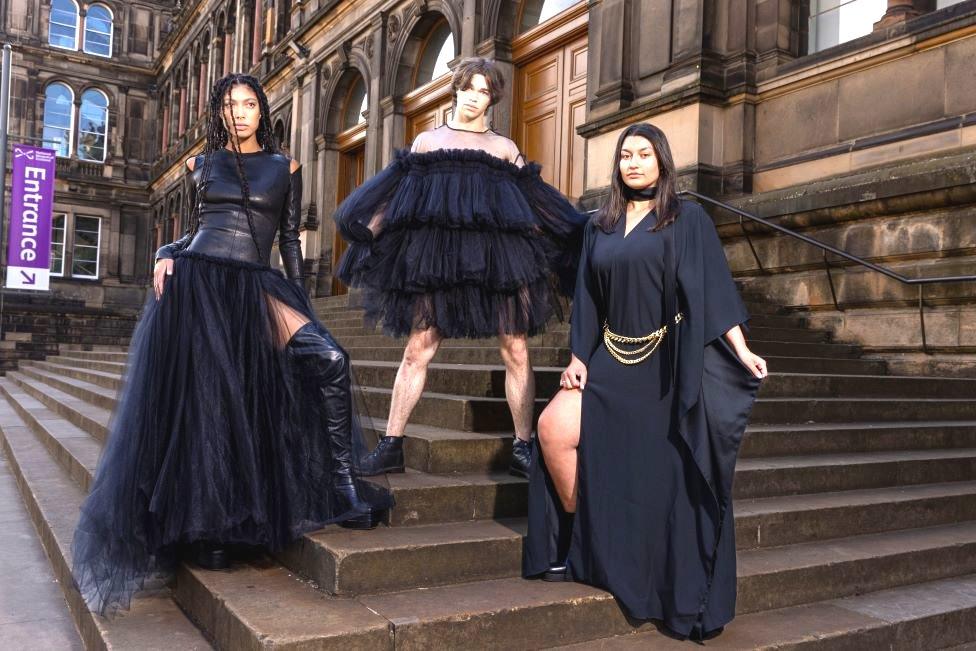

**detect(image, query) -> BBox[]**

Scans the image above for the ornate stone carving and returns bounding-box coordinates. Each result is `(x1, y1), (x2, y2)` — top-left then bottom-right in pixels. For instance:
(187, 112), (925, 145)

(388, 13), (401, 43)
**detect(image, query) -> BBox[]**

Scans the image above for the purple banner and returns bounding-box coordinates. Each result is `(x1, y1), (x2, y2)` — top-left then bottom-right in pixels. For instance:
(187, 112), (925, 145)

(5, 145), (56, 290)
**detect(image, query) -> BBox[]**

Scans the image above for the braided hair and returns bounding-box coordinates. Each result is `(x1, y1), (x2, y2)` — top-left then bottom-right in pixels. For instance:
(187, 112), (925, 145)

(188, 73), (279, 259)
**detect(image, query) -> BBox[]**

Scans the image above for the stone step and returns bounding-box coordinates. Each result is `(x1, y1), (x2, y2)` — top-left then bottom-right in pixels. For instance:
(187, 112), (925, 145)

(551, 574), (976, 649)
(172, 562), (390, 649)
(364, 420), (513, 474)
(733, 449), (976, 499)
(0, 381), (212, 650)
(742, 421), (976, 458)
(360, 385), (976, 431)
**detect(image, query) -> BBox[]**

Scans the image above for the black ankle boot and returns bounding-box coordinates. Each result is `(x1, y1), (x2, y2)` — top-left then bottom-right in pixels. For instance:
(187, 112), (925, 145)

(509, 436), (532, 478)
(191, 541), (230, 570)
(359, 435), (405, 476)
(287, 322), (384, 529)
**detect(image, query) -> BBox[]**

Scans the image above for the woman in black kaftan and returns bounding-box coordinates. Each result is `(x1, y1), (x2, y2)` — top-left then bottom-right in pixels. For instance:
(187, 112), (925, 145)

(523, 123), (766, 639)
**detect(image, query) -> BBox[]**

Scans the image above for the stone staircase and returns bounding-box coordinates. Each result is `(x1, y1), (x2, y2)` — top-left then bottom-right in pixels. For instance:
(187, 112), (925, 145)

(1, 292), (976, 649)
(0, 295), (136, 374)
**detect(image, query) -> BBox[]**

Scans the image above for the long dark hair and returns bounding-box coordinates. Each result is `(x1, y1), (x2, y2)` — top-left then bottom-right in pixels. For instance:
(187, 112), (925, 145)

(596, 122), (681, 233)
(187, 73), (279, 258)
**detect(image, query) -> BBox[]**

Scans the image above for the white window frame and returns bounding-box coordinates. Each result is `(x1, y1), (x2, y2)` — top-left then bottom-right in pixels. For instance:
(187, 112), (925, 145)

(77, 88), (110, 163)
(49, 0), (80, 51)
(70, 215), (102, 280)
(83, 3), (114, 58)
(50, 213), (67, 277)
(43, 82), (75, 158)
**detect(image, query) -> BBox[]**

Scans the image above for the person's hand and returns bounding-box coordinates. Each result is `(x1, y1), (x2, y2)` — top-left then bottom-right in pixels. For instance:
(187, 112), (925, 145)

(560, 354), (588, 390)
(153, 258), (174, 300)
(735, 347), (767, 379)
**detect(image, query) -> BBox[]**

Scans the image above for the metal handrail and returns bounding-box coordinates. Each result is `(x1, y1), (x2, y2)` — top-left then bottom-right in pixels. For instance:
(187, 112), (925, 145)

(678, 190), (976, 353)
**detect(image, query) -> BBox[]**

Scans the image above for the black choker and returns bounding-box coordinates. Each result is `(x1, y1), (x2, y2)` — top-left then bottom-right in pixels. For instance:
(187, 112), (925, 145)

(623, 185), (658, 201)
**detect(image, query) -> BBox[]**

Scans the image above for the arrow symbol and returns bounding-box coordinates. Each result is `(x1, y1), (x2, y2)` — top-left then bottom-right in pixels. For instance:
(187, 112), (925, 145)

(19, 270), (36, 285)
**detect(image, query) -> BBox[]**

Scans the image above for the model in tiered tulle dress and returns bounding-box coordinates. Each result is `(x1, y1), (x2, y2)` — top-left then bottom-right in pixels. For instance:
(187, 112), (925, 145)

(333, 58), (587, 478)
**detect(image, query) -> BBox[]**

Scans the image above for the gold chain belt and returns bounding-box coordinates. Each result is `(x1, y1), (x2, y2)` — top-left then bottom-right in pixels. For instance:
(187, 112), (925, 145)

(603, 313), (683, 365)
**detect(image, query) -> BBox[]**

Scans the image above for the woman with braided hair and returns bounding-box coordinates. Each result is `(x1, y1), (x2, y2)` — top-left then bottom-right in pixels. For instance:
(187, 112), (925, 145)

(71, 74), (392, 615)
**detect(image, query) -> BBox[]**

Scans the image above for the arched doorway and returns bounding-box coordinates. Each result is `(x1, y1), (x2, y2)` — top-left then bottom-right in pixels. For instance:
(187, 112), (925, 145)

(401, 15), (456, 142)
(330, 72), (369, 295)
(512, 0), (587, 199)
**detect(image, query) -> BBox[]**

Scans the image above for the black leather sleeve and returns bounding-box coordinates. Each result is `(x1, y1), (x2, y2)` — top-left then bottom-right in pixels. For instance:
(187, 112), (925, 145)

(155, 167), (198, 261)
(279, 167), (305, 287)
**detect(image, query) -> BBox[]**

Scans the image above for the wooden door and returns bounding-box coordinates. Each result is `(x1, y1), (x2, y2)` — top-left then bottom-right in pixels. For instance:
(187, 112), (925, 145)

(514, 34), (587, 200)
(331, 144), (365, 296)
(407, 98), (453, 144)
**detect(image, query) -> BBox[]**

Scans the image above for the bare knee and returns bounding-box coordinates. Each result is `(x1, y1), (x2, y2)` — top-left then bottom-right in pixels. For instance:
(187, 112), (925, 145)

(401, 329), (440, 369)
(499, 334), (529, 369)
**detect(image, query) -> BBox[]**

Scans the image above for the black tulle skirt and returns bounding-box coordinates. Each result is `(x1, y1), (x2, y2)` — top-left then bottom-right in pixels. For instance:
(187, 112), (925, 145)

(336, 149), (585, 339)
(71, 251), (391, 615)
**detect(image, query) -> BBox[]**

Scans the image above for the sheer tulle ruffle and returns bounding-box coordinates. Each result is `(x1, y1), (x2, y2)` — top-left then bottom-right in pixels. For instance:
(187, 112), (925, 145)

(334, 148), (585, 338)
(71, 251), (392, 615)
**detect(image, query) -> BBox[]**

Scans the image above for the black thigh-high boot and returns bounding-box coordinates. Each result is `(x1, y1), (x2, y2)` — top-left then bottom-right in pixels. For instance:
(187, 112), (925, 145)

(286, 322), (382, 530)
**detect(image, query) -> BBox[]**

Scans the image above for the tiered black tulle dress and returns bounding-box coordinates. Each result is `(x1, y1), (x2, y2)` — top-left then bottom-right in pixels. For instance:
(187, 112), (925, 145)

(524, 201), (762, 637)
(333, 132), (586, 338)
(71, 148), (392, 615)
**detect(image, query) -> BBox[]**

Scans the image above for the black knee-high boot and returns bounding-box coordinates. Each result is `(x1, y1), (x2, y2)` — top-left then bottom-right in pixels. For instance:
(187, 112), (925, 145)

(287, 322), (382, 530)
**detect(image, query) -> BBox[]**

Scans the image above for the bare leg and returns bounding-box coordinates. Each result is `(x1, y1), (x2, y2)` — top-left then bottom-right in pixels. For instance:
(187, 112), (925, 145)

(498, 333), (535, 442)
(266, 296), (311, 345)
(537, 388), (582, 512)
(385, 326), (443, 437)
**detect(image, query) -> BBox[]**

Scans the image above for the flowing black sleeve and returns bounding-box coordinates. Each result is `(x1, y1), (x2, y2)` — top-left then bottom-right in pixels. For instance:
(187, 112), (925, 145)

(515, 164), (588, 296)
(569, 221), (601, 364)
(333, 154), (407, 244)
(155, 164), (198, 260)
(696, 204), (749, 344)
(278, 166), (305, 287)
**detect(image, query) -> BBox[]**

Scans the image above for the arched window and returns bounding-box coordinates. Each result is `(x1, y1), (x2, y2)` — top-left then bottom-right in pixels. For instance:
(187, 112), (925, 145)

(42, 83), (74, 157)
(343, 76), (368, 130)
(84, 4), (113, 57)
(49, 0), (80, 50)
(518, 0), (580, 33)
(78, 89), (109, 162)
(415, 20), (455, 88)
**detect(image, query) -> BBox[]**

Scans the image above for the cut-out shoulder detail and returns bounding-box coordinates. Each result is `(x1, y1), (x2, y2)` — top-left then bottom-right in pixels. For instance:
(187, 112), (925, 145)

(288, 158), (301, 174)
(185, 156), (197, 172)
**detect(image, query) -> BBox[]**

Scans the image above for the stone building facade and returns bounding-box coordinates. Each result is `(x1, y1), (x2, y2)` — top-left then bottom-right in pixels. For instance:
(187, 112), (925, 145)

(3, 0), (975, 358)
(0, 0), (173, 306)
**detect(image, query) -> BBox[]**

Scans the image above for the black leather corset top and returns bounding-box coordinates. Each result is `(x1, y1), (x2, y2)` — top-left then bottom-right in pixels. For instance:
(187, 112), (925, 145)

(186, 149), (294, 265)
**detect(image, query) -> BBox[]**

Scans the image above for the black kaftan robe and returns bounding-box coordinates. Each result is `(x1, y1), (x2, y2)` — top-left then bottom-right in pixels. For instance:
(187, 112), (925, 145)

(523, 199), (762, 636)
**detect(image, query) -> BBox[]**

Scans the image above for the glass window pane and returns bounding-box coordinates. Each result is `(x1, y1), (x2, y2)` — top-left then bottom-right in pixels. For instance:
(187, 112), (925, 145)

(71, 260), (97, 277)
(50, 0), (78, 48)
(50, 215), (66, 275)
(42, 126), (71, 157)
(430, 33), (454, 79)
(75, 216), (100, 233)
(519, 0), (581, 33)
